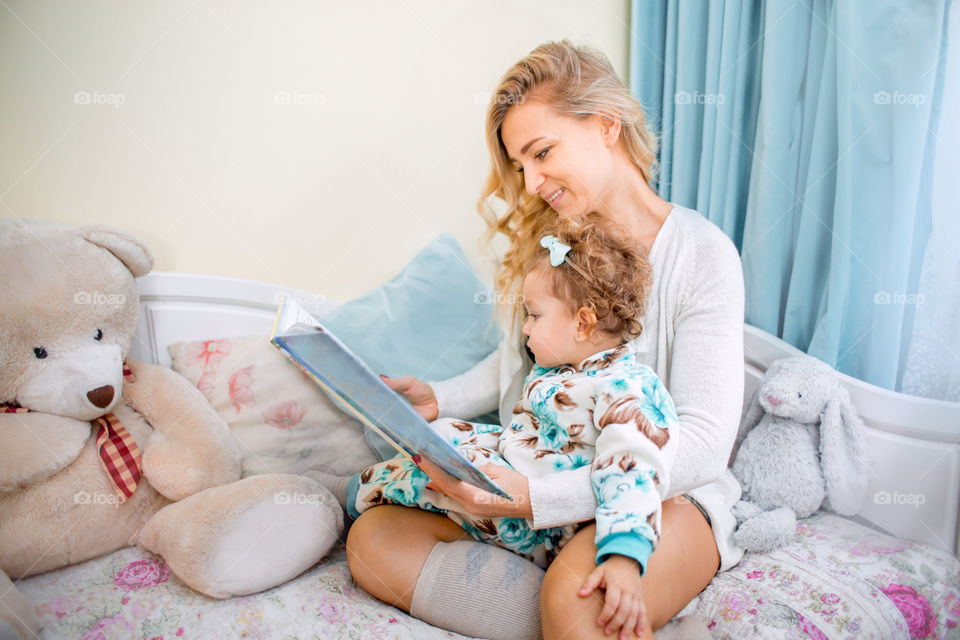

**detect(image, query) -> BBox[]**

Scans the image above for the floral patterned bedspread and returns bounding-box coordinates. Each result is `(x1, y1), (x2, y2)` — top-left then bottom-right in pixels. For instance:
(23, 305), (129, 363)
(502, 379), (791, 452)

(693, 513), (960, 639)
(18, 544), (475, 640)
(17, 513), (960, 639)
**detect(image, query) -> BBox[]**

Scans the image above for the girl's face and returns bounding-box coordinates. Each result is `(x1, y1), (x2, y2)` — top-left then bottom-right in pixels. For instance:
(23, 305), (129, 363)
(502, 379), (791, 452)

(520, 266), (582, 368)
(501, 99), (617, 219)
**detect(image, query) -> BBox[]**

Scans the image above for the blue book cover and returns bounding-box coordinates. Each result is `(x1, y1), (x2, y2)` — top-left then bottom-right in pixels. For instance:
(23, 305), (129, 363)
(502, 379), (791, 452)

(270, 296), (510, 499)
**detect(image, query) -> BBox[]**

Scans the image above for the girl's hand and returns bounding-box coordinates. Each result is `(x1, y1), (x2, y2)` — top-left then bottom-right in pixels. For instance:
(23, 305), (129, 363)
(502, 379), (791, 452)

(380, 374), (439, 422)
(578, 555), (647, 639)
(415, 456), (533, 519)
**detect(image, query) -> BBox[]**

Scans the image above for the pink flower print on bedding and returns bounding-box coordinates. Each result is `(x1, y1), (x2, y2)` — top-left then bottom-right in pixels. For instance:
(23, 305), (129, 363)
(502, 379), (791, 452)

(794, 613), (829, 640)
(197, 371), (217, 397)
(81, 615), (133, 639)
(263, 400), (307, 429)
(186, 339), (232, 372)
(113, 557), (170, 590)
(228, 364), (256, 413)
(880, 584), (936, 639)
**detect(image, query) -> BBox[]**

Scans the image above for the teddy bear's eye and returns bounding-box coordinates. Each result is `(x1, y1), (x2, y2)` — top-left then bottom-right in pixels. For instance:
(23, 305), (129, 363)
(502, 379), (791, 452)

(94, 329), (103, 341)
(797, 392), (803, 398)
(34, 346), (48, 359)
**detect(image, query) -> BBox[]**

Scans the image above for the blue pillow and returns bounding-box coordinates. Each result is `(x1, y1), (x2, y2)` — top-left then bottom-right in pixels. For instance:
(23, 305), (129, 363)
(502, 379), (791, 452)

(318, 233), (501, 460)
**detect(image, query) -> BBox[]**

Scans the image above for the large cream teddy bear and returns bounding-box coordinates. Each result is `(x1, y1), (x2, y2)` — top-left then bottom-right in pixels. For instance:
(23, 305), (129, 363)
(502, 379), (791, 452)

(0, 219), (343, 639)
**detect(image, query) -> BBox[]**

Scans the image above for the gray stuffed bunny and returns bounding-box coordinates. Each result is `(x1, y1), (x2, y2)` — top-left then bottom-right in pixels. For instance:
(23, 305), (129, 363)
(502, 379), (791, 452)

(730, 355), (869, 552)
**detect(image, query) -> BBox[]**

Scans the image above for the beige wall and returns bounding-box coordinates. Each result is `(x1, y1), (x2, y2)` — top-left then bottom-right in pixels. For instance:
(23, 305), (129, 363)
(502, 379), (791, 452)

(0, 1), (630, 301)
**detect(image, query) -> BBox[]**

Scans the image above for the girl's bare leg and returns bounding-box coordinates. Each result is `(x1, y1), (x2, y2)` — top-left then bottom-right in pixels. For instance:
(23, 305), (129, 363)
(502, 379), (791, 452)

(540, 496), (720, 639)
(345, 504), (472, 611)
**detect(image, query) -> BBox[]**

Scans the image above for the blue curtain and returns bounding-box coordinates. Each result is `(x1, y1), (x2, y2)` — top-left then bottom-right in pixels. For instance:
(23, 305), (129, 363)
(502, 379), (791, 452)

(631, 0), (763, 247)
(630, 0), (951, 394)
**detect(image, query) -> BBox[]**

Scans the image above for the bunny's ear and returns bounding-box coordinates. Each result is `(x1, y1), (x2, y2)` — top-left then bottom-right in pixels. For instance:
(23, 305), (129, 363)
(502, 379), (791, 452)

(819, 384), (869, 515)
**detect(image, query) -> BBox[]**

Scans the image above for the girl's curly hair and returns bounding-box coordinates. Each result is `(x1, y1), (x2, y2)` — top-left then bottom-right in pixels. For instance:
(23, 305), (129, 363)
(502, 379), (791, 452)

(530, 213), (652, 340)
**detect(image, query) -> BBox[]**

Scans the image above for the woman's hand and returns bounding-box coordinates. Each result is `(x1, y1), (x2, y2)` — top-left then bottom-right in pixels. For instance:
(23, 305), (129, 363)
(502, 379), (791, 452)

(578, 555), (648, 640)
(415, 456), (533, 519)
(380, 374), (439, 422)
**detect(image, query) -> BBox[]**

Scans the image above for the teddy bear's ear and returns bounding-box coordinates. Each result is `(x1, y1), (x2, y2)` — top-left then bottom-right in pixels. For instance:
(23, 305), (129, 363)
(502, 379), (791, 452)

(78, 225), (154, 277)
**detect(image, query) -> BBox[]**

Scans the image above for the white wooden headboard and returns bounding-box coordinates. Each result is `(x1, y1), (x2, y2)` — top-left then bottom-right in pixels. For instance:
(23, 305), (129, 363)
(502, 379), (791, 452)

(129, 272), (341, 368)
(131, 272), (960, 556)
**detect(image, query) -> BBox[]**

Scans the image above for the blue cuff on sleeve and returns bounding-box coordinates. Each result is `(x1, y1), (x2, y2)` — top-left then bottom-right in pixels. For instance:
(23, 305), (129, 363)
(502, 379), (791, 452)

(595, 533), (654, 575)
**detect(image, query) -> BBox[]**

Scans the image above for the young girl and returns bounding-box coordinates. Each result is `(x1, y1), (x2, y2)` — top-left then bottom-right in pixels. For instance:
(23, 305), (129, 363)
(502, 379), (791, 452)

(343, 215), (678, 633)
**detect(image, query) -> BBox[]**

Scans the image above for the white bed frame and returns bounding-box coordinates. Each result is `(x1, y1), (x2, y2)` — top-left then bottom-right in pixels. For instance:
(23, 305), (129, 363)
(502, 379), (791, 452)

(130, 272), (960, 557)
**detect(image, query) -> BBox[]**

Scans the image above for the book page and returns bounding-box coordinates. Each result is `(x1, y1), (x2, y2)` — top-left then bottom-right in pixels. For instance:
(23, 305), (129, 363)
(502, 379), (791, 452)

(272, 295), (323, 337)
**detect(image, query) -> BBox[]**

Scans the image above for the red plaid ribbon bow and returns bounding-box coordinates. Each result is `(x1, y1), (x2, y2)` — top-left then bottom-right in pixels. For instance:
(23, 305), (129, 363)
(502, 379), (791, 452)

(1, 361), (142, 501)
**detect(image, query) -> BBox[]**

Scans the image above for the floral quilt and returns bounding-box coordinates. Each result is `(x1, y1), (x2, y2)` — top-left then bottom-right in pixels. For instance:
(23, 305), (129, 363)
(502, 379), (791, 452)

(693, 513), (960, 639)
(18, 544), (474, 640)
(17, 512), (960, 639)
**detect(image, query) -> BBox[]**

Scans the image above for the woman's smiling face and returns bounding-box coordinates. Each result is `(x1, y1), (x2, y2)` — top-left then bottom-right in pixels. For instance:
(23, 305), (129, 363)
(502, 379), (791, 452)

(500, 98), (617, 219)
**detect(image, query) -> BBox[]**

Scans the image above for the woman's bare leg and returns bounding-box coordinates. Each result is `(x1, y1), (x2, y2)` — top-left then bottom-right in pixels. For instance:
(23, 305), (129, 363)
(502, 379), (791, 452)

(345, 504), (472, 611)
(540, 496), (720, 639)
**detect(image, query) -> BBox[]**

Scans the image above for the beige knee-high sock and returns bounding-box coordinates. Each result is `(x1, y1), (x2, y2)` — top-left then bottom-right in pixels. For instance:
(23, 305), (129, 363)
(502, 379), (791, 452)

(300, 469), (357, 543)
(301, 469), (351, 511)
(410, 540), (544, 640)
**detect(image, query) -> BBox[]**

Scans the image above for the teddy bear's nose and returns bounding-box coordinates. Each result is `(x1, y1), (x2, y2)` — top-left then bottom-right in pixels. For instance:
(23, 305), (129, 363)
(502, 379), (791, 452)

(87, 385), (115, 409)
(766, 394), (780, 406)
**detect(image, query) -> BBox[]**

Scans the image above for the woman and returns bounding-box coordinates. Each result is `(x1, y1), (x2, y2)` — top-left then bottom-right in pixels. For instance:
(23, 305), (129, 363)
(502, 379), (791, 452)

(346, 40), (745, 640)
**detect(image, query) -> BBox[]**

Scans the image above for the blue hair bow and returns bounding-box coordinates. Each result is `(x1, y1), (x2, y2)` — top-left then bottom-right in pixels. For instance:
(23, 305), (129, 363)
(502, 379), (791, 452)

(540, 235), (571, 267)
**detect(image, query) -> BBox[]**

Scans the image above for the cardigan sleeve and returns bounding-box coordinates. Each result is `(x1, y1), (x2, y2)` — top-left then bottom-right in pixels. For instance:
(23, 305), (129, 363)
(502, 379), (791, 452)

(528, 465), (597, 529)
(666, 233), (745, 494)
(428, 348), (500, 420)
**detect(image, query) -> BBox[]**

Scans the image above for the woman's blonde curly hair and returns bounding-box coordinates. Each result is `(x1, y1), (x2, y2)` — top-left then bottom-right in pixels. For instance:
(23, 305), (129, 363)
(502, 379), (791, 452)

(532, 214), (652, 340)
(477, 40), (659, 331)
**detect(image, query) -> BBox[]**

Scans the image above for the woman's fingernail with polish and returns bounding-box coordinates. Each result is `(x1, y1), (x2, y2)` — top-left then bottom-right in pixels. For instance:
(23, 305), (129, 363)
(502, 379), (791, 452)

(412, 454), (422, 465)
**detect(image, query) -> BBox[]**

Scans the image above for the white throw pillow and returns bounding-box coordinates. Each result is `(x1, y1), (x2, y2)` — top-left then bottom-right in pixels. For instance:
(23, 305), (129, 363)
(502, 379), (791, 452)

(168, 335), (379, 477)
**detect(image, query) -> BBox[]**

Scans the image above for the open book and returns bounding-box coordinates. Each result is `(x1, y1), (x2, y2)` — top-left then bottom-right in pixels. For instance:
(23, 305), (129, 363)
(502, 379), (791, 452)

(270, 296), (510, 499)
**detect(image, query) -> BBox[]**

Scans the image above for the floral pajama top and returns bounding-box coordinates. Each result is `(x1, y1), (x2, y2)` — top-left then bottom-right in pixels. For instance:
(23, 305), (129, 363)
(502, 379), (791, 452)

(500, 342), (678, 572)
